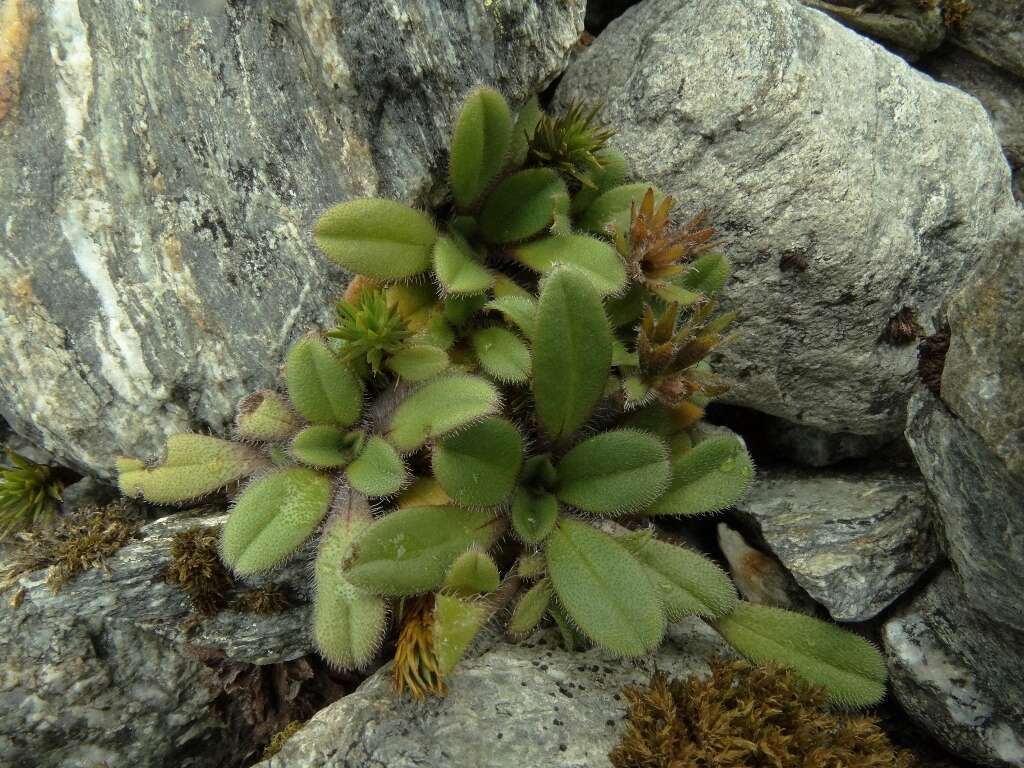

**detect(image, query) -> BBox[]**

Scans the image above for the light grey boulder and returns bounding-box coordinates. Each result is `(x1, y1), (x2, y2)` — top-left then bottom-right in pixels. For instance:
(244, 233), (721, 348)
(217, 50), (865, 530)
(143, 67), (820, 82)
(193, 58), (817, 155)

(556, 0), (1016, 439)
(0, 511), (312, 768)
(256, 620), (734, 768)
(905, 388), (1024, 633)
(884, 568), (1024, 768)
(733, 467), (939, 621)
(941, 216), (1024, 479)
(0, 0), (582, 478)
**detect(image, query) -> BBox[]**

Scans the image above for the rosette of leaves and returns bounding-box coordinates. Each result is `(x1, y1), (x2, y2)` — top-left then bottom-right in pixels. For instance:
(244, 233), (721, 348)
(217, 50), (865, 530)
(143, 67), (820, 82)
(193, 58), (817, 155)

(117, 87), (887, 708)
(0, 450), (64, 541)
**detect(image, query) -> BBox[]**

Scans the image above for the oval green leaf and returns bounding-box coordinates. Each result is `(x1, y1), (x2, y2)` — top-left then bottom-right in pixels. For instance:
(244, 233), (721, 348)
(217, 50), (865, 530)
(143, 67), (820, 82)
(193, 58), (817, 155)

(387, 374), (501, 453)
(478, 168), (568, 244)
(432, 417), (523, 507)
(510, 487), (559, 544)
(546, 518), (665, 657)
(449, 87), (513, 210)
(713, 602), (888, 708)
(555, 429), (671, 515)
(344, 435), (407, 497)
(432, 235), (494, 295)
(533, 268), (613, 442)
(578, 183), (659, 237)
(221, 467), (333, 575)
(314, 198), (437, 279)
(291, 424), (354, 469)
(648, 435), (754, 516)
(385, 344), (450, 382)
(345, 505), (503, 595)
(286, 337), (364, 427)
(513, 235), (626, 296)
(471, 326), (531, 384)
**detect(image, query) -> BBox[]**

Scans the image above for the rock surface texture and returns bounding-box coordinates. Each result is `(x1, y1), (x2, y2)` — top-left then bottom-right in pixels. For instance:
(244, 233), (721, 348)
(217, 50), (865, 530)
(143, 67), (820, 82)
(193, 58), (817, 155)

(940, 217), (1024, 479)
(256, 622), (734, 768)
(734, 467), (939, 621)
(556, 0), (1016, 439)
(884, 569), (1024, 768)
(0, 0), (582, 477)
(0, 512), (312, 768)
(950, 0), (1024, 81)
(905, 388), (1024, 634)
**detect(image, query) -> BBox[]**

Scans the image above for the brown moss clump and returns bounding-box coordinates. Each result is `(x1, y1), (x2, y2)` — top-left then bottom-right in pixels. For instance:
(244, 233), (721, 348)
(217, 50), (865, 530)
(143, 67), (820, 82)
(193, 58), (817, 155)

(610, 657), (917, 768)
(881, 306), (924, 346)
(236, 583), (289, 615)
(943, 0), (973, 30)
(262, 720), (304, 760)
(165, 524), (233, 617)
(0, 500), (141, 595)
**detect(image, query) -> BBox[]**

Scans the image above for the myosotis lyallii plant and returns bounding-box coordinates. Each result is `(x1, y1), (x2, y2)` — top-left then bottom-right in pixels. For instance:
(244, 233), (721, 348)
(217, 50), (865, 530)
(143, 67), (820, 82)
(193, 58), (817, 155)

(118, 88), (887, 707)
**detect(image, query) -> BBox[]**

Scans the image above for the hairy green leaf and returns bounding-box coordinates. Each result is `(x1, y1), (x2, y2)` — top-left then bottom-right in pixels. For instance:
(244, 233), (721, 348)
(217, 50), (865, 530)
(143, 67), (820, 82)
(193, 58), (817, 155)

(221, 467), (333, 575)
(533, 268), (613, 442)
(620, 532), (737, 620)
(290, 425), (355, 469)
(508, 95), (543, 169)
(546, 518), (665, 656)
(508, 578), (552, 638)
(286, 337), (364, 427)
(432, 235), (494, 295)
(344, 436), (406, 497)
(313, 507), (387, 669)
(484, 294), (538, 342)
(345, 505), (502, 595)
(314, 198), (437, 279)
(681, 252), (731, 298)
(432, 593), (491, 676)
(555, 429), (671, 515)
(478, 168), (568, 244)
(578, 183), (658, 237)
(432, 417), (523, 507)
(118, 434), (264, 504)
(513, 235), (626, 296)
(471, 326), (531, 383)
(510, 487), (559, 544)
(387, 374), (501, 453)
(235, 391), (298, 442)
(571, 147), (628, 214)
(713, 602), (888, 708)
(444, 548), (501, 595)
(385, 344), (449, 382)
(449, 87), (513, 209)
(649, 435), (754, 516)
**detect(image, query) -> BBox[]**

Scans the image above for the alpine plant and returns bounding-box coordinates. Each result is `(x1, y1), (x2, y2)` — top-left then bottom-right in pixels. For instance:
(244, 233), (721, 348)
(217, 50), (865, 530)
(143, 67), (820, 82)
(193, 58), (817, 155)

(118, 88), (887, 708)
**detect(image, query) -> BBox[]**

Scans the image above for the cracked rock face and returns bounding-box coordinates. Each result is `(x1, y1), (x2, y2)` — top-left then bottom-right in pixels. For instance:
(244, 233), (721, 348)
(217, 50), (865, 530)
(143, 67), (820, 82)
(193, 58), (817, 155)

(905, 388), (1024, 634)
(0, 512), (313, 768)
(0, 0), (582, 478)
(734, 467), (939, 621)
(884, 569), (1024, 768)
(555, 0), (1016, 439)
(255, 620), (734, 768)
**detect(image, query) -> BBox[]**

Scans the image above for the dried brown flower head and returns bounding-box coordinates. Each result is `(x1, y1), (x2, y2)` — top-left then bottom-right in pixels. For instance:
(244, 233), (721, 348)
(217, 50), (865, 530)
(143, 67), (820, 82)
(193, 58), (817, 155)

(392, 593), (446, 699)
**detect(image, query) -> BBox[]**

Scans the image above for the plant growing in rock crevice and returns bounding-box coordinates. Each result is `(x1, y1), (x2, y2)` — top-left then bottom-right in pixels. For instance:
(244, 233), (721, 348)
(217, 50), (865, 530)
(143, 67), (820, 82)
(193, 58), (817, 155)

(118, 87), (887, 706)
(0, 449), (64, 541)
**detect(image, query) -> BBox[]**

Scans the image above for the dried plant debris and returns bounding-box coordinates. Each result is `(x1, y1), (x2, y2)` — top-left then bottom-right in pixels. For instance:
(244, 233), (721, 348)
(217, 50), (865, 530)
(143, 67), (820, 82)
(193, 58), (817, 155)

(917, 327), (950, 396)
(236, 583), (290, 615)
(165, 524), (234, 618)
(881, 306), (924, 346)
(611, 657), (918, 768)
(0, 500), (141, 595)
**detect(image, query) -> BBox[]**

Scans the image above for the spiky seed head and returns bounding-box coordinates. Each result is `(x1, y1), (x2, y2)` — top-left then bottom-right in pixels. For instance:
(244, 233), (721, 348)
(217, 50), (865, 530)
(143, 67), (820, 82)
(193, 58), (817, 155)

(0, 450), (63, 541)
(327, 289), (410, 377)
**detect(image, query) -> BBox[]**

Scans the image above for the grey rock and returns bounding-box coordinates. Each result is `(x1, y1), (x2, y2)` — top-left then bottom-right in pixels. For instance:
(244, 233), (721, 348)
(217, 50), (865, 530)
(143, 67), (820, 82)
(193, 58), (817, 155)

(0, 511), (312, 767)
(951, 0), (1024, 81)
(0, 0), (582, 478)
(256, 620), (733, 768)
(924, 49), (1024, 202)
(762, 413), (895, 467)
(941, 216), (1024, 478)
(884, 568), (1024, 768)
(799, 0), (945, 56)
(734, 467), (939, 621)
(906, 388), (1024, 633)
(556, 0), (1016, 439)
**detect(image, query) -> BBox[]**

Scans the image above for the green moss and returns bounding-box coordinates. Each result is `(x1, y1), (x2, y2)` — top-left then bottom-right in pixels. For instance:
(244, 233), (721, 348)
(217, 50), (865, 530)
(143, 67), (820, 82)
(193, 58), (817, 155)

(261, 720), (304, 760)
(610, 657), (917, 768)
